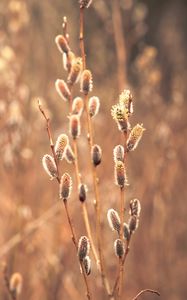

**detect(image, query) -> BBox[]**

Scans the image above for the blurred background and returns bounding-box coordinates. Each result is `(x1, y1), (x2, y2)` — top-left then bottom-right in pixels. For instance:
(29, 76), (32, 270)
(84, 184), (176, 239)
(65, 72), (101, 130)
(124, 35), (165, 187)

(0, 0), (187, 299)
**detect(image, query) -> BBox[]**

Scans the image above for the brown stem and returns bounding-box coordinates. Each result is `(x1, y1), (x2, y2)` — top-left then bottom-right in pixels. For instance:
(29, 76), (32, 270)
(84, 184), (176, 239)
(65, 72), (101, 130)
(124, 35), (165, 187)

(111, 0), (128, 90)
(131, 289), (160, 300)
(80, 10), (112, 297)
(38, 99), (60, 183)
(118, 187), (125, 298)
(80, 8), (86, 70)
(112, 236), (131, 296)
(63, 199), (92, 300)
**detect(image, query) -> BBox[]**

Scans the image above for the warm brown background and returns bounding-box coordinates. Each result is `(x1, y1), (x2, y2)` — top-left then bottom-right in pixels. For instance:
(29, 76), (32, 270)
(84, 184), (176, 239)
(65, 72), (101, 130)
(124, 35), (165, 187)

(0, 0), (187, 299)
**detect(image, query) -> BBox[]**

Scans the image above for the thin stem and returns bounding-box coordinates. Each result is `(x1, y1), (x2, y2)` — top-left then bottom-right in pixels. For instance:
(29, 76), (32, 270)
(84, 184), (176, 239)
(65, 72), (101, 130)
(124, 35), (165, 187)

(118, 187), (125, 298)
(38, 99), (60, 183)
(63, 199), (92, 300)
(80, 14), (112, 298)
(72, 138), (100, 266)
(112, 236), (131, 296)
(131, 289), (160, 300)
(80, 8), (86, 70)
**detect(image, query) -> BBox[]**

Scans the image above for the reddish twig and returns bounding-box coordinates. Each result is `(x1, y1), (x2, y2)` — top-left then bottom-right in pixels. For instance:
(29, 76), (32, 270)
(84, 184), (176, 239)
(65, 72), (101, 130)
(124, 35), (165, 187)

(131, 289), (160, 300)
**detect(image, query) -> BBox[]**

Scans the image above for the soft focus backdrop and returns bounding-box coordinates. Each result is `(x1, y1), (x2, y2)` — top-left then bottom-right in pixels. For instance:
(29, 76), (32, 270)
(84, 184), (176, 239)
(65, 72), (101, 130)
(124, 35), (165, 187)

(0, 0), (187, 299)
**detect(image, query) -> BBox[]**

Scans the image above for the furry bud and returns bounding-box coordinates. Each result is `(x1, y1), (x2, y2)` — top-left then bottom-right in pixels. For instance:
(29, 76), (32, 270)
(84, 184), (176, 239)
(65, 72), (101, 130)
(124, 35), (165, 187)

(129, 199), (141, 217)
(65, 145), (75, 163)
(42, 154), (57, 179)
(63, 51), (75, 72)
(113, 145), (124, 163)
(128, 215), (139, 233)
(59, 173), (72, 200)
(72, 97), (84, 116)
(10, 273), (23, 296)
(55, 35), (70, 54)
(91, 144), (102, 167)
(82, 256), (91, 275)
(114, 161), (128, 188)
(55, 79), (71, 102)
(114, 239), (125, 258)
(79, 184), (88, 202)
(69, 115), (81, 139)
(111, 103), (130, 132)
(78, 236), (90, 261)
(67, 57), (82, 85)
(126, 124), (145, 152)
(107, 209), (121, 233)
(89, 96), (100, 117)
(55, 134), (69, 160)
(80, 69), (93, 95)
(119, 89), (133, 116)
(123, 223), (131, 241)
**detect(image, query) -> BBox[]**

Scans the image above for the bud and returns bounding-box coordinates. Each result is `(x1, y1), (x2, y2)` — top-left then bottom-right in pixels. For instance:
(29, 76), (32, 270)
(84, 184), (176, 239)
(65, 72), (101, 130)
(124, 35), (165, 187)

(123, 223), (131, 241)
(114, 239), (125, 258)
(82, 256), (91, 275)
(128, 215), (139, 233)
(80, 69), (93, 95)
(119, 89), (133, 116)
(65, 145), (75, 163)
(63, 51), (75, 72)
(42, 154), (57, 179)
(111, 103), (130, 132)
(10, 273), (23, 296)
(114, 161), (128, 188)
(107, 209), (121, 233)
(79, 184), (88, 202)
(89, 96), (100, 117)
(126, 124), (145, 152)
(55, 35), (70, 54)
(78, 236), (90, 261)
(55, 134), (69, 160)
(79, 0), (92, 8)
(55, 79), (71, 102)
(129, 199), (141, 217)
(72, 97), (84, 116)
(113, 145), (124, 163)
(67, 57), (82, 85)
(69, 115), (81, 139)
(59, 173), (72, 200)
(91, 144), (102, 167)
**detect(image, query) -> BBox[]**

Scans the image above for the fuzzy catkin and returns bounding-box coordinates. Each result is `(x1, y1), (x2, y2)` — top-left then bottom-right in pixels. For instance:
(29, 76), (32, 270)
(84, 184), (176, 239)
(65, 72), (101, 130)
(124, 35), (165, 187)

(123, 223), (131, 241)
(114, 161), (127, 188)
(55, 134), (69, 160)
(72, 97), (84, 116)
(89, 96), (100, 117)
(55, 35), (70, 53)
(113, 145), (124, 163)
(55, 79), (71, 102)
(59, 173), (72, 200)
(126, 124), (145, 151)
(107, 209), (121, 233)
(65, 145), (75, 163)
(10, 273), (23, 296)
(78, 236), (90, 261)
(42, 154), (57, 179)
(69, 115), (81, 139)
(67, 57), (82, 85)
(91, 144), (102, 166)
(114, 239), (125, 258)
(79, 184), (88, 202)
(83, 256), (91, 275)
(80, 69), (93, 95)
(129, 199), (141, 217)
(79, 0), (92, 9)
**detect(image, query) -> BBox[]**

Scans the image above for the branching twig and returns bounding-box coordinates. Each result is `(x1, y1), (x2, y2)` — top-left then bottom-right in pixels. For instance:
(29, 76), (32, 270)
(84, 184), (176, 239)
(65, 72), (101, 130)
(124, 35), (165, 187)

(131, 289), (160, 300)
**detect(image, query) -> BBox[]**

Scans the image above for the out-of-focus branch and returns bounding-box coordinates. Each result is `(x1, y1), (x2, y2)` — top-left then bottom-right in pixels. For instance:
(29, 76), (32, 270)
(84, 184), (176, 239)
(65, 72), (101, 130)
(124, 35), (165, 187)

(131, 288), (160, 300)
(111, 0), (128, 90)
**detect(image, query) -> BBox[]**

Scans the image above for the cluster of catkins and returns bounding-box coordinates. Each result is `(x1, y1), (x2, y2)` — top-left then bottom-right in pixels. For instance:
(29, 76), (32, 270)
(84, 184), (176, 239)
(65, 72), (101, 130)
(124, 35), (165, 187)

(107, 90), (145, 258)
(42, 16), (102, 276)
(107, 199), (141, 258)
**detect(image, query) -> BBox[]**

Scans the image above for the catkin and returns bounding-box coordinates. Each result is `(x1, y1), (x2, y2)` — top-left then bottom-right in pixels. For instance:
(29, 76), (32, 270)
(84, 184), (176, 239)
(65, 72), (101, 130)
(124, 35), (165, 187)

(42, 154), (57, 179)
(55, 134), (69, 160)
(91, 144), (102, 166)
(80, 69), (93, 95)
(126, 124), (145, 151)
(59, 173), (72, 200)
(55, 35), (70, 54)
(55, 79), (71, 102)
(89, 96), (100, 117)
(9, 273), (23, 296)
(114, 239), (125, 258)
(107, 209), (121, 233)
(78, 236), (90, 261)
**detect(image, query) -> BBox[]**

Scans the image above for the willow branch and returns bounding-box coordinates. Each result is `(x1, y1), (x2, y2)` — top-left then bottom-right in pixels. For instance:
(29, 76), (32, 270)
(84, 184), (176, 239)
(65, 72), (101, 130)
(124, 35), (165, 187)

(131, 289), (160, 300)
